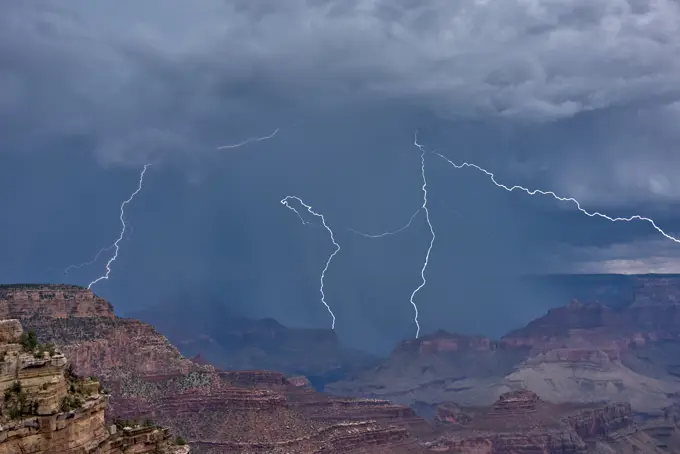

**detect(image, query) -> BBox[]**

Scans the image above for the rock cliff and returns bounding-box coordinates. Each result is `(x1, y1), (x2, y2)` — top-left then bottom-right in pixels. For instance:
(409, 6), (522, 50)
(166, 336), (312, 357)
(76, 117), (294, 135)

(503, 276), (680, 351)
(4, 280), (680, 452)
(1, 286), (200, 383)
(328, 276), (680, 416)
(0, 285), (429, 453)
(428, 390), (668, 453)
(0, 285), (114, 320)
(0, 318), (189, 454)
(111, 369), (431, 453)
(326, 330), (529, 408)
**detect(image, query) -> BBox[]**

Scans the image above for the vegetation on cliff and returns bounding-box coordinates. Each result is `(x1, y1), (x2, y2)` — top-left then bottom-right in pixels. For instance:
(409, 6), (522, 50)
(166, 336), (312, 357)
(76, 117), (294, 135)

(2, 381), (38, 419)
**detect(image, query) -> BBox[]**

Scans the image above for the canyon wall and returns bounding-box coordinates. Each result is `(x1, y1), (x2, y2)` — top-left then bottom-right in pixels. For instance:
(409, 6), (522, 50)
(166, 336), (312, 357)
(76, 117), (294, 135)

(0, 317), (189, 454)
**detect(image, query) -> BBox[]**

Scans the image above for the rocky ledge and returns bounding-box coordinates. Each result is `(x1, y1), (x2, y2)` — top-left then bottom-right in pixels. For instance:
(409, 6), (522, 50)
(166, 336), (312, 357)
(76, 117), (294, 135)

(0, 318), (189, 454)
(0, 284), (114, 320)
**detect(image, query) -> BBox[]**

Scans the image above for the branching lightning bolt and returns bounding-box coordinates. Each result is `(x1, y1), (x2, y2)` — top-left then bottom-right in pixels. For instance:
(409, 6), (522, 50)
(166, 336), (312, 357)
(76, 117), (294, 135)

(347, 208), (422, 238)
(344, 133), (435, 338)
(281, 196), (339, 329)
(427, 148), (680, 244)
(64, 220), (134, 276)
(409, 132), (436, 339)
(216, 128), (280, 150)
(64, 245), (115, 275)
(87, 164), (151, 290)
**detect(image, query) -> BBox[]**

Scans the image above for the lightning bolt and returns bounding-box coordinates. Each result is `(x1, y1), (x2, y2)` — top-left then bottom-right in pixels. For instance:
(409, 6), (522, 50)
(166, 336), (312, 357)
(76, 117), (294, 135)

(64, 219), (134, 276)
(281, 196), (339, 329)
(87, 164), (151, 290)
(216, 128), (280, 150)
(409, 133), (435, 339)
(347, 208), (421, 238)
(64, 245), (115, 275)
(425, 147), (680, 244)
(344, 133), (435, 338)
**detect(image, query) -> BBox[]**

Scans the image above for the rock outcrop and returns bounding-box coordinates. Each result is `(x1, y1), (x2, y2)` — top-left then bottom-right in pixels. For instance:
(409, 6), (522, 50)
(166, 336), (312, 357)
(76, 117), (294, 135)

(326, 330), (529, 408)
(0, 285), (114, 320)
(427, 390), (668, 453)
(2, 286), (201, 383)
(328, 276), (680, 417)
(0, 317), (189, 454)
(503, 276), (680, 352)
(0, 285), (428, 453)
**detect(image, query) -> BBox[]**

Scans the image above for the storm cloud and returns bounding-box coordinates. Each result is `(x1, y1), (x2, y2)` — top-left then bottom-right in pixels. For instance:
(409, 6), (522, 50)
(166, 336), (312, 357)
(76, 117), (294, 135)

(2, 0), (680, 352)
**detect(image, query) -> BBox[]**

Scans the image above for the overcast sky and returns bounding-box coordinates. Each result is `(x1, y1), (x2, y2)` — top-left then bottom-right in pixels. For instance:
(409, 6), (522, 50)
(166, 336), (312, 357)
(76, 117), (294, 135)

(2, 0), (680, 353)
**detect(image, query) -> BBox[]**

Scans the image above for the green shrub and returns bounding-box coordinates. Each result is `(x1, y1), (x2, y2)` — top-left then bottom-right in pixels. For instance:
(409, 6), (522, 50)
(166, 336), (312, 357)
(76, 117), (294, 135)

(175, 436), (187, 446)
(60, 395), (83, 412)
(19, 331), (38, 352)
(4, 385), (38, 419)
(5, 381), (22, 400)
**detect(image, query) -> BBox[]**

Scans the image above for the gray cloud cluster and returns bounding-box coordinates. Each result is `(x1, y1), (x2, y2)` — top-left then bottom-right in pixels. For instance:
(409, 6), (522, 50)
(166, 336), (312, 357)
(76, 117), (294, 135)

(2, 1), (680, 165)
(3, 1), (680, 348)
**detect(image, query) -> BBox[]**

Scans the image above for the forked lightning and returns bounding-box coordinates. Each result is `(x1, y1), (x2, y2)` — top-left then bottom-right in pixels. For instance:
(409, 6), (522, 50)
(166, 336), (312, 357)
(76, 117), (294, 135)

(87, 164), (151, 290)
(348, 208), (421, 238)
(346, 133), (435, 338)
(281, 196), (340, 329)
(64, 245), (114, 276)
(409, 132), (436, 339)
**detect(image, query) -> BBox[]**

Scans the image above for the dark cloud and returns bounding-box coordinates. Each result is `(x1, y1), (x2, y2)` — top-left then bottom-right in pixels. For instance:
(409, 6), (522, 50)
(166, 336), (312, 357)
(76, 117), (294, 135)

(2, 1), (680, 353)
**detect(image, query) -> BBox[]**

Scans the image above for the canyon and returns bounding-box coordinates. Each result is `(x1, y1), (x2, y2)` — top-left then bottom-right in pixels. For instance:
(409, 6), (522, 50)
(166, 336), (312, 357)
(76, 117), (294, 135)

(0, 285), (429, 453)
(428, 389), (677, 453)
(0, 316), (188, 454)
(1, 277), (680, 452)
(328, 276), (680, 417)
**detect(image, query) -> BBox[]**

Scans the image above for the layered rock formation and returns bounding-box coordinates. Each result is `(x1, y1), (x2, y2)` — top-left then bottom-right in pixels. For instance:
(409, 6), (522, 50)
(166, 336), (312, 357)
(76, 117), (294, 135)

(111, 369), (431, 453)
(500, 277), (680, 413)
(4, 278), (680, 452)
(2, 286), (200, 383)
(428, 390), (668, 453)
(0, 318), (188, 454)
(328, 276), (680, 416)
(0, 285), (429, 453)
(326, 330), (529, 408)
(0, 285), (114, 320)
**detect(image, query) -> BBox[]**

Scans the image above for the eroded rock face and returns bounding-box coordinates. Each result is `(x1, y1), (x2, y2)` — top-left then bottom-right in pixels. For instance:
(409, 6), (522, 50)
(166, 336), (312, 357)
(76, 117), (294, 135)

(326, 330), (529, 409)
(427, 391), (665, 454)
(0, 318), (188, 454)
(0, 285), (114, 320)
(328, 276), (680, 417)
(0, 285), (428, 453)
(503, 277), (680, 352)
(21, 312), (202, 382)
(109, 369), (431, 453)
